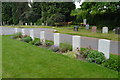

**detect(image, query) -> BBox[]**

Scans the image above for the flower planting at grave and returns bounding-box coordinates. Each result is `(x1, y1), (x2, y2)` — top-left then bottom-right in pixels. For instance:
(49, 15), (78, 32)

(9, 32), (119, 72)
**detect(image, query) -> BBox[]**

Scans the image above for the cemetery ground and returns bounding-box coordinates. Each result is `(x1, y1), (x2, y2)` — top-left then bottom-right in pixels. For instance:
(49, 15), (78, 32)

(2, 35), (119, 78)
(3, 25), (119, 41)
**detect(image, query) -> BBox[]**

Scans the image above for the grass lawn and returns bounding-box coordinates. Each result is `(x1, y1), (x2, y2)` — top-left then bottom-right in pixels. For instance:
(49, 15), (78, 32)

(0, 35), (2, 78)
(2, 35), (118, 78)
(2, 25), (119, 41)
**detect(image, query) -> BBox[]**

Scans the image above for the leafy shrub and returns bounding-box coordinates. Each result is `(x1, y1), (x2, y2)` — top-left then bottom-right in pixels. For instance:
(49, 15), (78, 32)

(63, 52), (76, 59)
(47, 13), (65, 26)
(60, 43), (72, 53)
(22, 36), (32, 43)
(86, 50), (106, 64)
(102, 58), (119, 71)
(80, 48), (91, 58)
(29, 38), (41, 46)
(34, 41), (41, 46)
(29, 41), (35, 45)
(49, 45), (60, 52)
(13, 32), (22, 39)
(45, 40), (54, 47)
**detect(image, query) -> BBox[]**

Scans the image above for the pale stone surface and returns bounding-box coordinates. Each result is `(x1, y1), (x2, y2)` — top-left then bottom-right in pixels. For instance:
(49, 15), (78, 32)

(40, 31), (45, 45)
(15, 28), (18, 33)
(54, 33), (60, 46)
(98, 39), (110, 59)
(72, 36), (81, 52)
(25, 23), (27, 26)
(21, 29), (25, 36)
(86, 24), (90, 30)
(30, 29), (34, 40)
(42, 23), (44, 26)
(83, 19), (87, 25)
(102, 27), (108, 33)
(30, 22), (32, 26)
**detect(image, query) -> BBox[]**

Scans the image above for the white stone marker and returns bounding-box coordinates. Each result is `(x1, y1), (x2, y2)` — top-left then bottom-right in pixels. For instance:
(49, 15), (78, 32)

(86, 24), (90, 30)
(25, 23), (27, 26)
(40, 31), (45, 45)
(30, 29), (34, 40)
(54, 33), (60, 47)
(98, 39), (110, 59)
(42, 23), (44, 26)
(83, 19), (87, 25)
(102, 27), (108, 33)
(15, 28), (18, 33)
(30, 22), (32, 26)
(21, 29), (25, 36)
(72, 36), (81, 52)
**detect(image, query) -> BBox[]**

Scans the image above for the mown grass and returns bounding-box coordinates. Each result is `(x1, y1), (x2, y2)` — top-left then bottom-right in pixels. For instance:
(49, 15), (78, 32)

(2, 25), (119, 41)
(0, 35), (2, 78)
(2, 35), (118, 78)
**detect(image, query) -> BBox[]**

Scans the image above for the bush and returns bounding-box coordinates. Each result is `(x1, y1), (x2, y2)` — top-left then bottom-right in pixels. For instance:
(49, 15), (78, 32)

(60, 43), (72, 53)
(29, 41), (35, 45)
(22, 36), (32, 43)
(80, 48), (91, 58)
(13, 32), (22, 39)
(34, 41), (41, 46)
(86, 50), (106, 64)
(49, 45), (60, 52)
(47, 13), (65, 26)
(102, 58), (119, 71)
(45, 40), (54, 47)
(63, 52), (76, 59)
(29, 38), (41, 46)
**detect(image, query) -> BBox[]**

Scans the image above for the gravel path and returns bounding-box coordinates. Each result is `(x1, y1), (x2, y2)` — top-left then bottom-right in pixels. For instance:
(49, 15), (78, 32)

(1, 27), (119, 55)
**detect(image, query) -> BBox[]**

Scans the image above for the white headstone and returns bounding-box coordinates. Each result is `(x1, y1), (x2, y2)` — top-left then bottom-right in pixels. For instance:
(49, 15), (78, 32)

(21, 29), (25, 36)
(98, 39), (110, 59)
(40, 31), (45, 45)
(86, 24), (90, 30)
(30, 22), (32, 26)
(83, 19), (87, 25)
(102, 27), (108, 33)
(54, 33), (60, 46)
(72, 36), (81, 52)
(25, 23), (27, 26)
(15, 28), (18, 33)
(30, 30), (34, 40)
(42, 23), (44, 26)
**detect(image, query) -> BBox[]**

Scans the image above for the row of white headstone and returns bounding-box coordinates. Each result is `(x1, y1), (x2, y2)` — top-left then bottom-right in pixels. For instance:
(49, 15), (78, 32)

(24, 23), (36, 26)
(15, 28), (110, 59)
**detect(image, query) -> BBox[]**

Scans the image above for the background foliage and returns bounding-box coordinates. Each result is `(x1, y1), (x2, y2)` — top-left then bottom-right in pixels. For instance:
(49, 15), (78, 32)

(2, 2), (120, 29)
